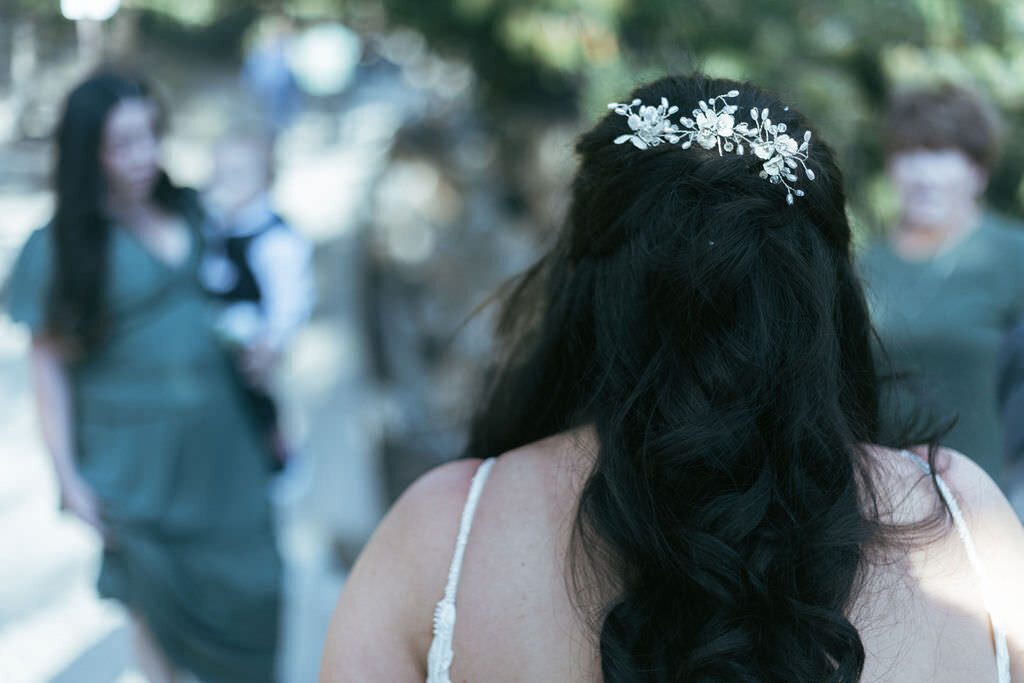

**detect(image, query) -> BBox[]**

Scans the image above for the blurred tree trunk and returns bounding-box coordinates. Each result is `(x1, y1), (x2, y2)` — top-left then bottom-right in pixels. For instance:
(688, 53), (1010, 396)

(109, 9), (140, 60)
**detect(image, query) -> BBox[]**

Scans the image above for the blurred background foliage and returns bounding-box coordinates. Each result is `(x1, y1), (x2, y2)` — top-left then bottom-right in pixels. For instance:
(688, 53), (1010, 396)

(10, 0), (1024, 232)
(378, 0), (1024, 232)
(6, 0), (1024, 232)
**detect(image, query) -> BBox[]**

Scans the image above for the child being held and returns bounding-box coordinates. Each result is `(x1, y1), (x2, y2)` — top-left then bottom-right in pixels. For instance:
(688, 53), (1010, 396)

(200, 127), (314, 475)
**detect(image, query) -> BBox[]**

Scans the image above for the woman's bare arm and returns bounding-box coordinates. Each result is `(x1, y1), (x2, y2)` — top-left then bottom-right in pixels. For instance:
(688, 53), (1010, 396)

(29, 336), (104, 533)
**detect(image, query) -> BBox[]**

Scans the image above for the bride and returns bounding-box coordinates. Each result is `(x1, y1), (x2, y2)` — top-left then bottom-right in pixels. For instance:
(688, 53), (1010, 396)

(320, 74), (1023, 682)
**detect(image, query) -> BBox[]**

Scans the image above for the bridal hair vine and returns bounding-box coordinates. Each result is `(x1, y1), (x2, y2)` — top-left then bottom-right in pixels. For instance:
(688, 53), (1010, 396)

(608, 90), (816, 204)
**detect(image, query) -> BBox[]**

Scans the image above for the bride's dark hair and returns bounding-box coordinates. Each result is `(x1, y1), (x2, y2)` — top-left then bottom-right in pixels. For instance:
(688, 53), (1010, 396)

(466, 75), (921, 681)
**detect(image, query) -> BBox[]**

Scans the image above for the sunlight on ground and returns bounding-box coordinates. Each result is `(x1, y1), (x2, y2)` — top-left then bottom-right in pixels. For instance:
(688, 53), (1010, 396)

(0, 583), (124, 683)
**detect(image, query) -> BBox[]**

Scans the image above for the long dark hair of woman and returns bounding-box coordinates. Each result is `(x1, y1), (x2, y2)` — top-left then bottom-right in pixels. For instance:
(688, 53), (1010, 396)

(465, 75), (942, 681)
(46, 70), (180, 355)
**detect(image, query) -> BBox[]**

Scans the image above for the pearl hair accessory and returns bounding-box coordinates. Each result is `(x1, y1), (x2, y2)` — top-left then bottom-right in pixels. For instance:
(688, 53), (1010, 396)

(608, 91), (816, 205)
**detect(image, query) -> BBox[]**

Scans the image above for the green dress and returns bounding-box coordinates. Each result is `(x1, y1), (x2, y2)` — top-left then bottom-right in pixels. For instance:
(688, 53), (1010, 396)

(3, 199), (282, 682)
(858, 214), (1024, 480)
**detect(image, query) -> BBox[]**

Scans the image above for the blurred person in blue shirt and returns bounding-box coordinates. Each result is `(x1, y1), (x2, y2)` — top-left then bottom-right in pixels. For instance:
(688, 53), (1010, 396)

(242, 14), (300, 131)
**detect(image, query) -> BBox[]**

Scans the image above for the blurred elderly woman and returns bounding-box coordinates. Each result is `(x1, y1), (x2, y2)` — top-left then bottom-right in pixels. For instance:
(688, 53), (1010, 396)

(858, 85), (1024, 483)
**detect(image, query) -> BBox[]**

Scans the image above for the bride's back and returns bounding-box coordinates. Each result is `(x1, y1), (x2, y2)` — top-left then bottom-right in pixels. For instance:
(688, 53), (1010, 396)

(434, 434), (1019, 682)
(321, 429), (1023, 681)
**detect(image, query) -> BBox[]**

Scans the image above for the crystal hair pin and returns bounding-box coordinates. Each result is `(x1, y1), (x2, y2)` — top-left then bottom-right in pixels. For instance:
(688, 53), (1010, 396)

(608, 91), (815, 204)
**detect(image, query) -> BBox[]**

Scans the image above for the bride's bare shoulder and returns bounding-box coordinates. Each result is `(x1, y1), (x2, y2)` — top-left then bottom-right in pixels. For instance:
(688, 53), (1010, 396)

(320, 457), (486, 681)
(862, 444), (1013, 523)
(861, 444), (1024, 677)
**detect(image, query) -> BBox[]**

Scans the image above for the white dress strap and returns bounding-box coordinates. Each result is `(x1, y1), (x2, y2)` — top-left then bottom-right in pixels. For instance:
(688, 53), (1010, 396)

(426, 457), (496, 683)
(900, 450), (1010, 683)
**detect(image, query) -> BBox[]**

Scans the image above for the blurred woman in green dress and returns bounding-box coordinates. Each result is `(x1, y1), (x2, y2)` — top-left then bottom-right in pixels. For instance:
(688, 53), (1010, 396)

(4, 71), (282, 682)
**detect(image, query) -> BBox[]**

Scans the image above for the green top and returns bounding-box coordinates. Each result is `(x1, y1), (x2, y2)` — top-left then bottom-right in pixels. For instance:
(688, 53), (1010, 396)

(3, 202), (281, 682)
(858, 214), (1024, 480)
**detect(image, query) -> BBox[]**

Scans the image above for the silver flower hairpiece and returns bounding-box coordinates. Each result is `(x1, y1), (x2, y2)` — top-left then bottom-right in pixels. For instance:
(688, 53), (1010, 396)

(608, 90), (816, 205)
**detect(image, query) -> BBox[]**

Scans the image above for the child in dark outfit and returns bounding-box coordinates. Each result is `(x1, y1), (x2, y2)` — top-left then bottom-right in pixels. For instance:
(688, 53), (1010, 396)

(200, 128), (314, 471)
